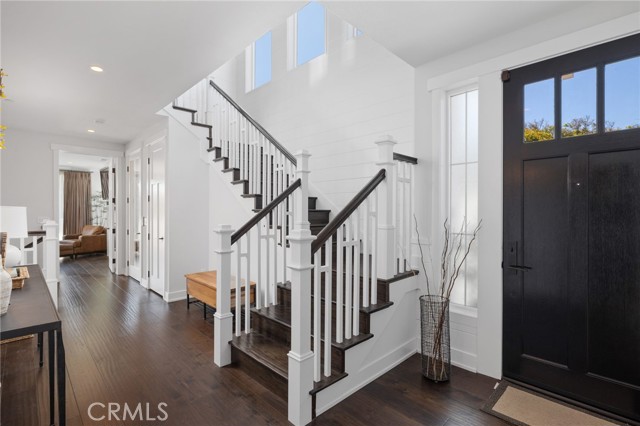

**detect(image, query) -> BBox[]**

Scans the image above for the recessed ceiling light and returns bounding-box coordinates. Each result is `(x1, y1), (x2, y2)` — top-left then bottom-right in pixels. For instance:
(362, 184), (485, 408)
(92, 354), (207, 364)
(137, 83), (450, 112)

(87, 129), (96, 133)
(90, 66), (103, 73)
(68, 162), (73, 165)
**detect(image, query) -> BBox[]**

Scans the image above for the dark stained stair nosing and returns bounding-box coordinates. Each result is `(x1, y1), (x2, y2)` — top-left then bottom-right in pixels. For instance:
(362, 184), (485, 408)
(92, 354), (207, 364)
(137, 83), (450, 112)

(191, 121), (212, 129)
(172, 105), (197, 114)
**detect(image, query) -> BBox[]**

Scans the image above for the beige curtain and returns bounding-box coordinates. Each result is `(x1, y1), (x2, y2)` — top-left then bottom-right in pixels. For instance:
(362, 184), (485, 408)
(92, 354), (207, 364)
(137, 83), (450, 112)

(63, 171), (92, 235)
(100, 168), (109, 200)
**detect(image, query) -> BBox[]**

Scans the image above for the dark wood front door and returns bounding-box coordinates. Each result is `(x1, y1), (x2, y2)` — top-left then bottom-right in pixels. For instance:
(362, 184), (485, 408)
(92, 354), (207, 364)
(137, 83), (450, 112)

(503, 33), (640, 423)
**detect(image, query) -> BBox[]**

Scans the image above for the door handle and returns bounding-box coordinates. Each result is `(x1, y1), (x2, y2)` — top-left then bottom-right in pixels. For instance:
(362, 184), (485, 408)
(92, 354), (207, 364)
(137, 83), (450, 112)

(507, 264), (532, 272)
(159, 237), (164, 240)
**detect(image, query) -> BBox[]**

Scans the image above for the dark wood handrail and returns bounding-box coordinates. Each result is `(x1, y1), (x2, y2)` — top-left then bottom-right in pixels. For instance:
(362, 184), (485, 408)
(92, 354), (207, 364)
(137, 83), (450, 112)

(24, 232), (45, 249)
(393, 153), (418, 164)
(209, 80), (297, 166)
(312, 169), (386, 253)
(231, 178), (302, 245)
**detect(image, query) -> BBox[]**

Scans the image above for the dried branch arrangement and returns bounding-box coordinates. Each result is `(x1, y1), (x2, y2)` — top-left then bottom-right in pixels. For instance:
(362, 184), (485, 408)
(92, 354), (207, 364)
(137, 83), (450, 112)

(415, 216), (481, 381)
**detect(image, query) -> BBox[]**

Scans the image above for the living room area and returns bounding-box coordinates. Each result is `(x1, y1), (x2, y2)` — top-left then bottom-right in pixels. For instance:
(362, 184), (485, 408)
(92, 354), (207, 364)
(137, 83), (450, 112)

(58, 152), (110, 263)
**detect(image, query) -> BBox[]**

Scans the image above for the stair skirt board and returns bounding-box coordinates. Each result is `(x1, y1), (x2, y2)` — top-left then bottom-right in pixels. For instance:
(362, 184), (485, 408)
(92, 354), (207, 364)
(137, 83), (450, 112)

(314, 279), (420, 415)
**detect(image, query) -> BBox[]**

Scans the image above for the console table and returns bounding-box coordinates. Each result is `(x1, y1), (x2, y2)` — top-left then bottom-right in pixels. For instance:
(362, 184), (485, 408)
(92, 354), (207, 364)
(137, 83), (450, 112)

(0, 264), (65, 425)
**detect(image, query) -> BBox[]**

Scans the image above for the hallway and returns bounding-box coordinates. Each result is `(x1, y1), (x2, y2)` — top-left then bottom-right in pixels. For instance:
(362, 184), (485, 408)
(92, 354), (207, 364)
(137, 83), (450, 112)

(1, 256), (503, 425)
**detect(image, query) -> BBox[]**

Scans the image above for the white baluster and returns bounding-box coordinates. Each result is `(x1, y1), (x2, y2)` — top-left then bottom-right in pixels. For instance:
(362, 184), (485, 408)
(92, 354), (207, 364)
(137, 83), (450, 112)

(363, 199), (370, 308)
(313, 251), (321, 382)
(43, 221), (59, 307)
(235, 238), (242, 336)
(353, 208), (360, 337)
(324, 238), (333, 377)
(344, 218), (352, 340)
(245, 233), (251, 333)
(371, 188), (379, 305)
(336, 225), (344, 343)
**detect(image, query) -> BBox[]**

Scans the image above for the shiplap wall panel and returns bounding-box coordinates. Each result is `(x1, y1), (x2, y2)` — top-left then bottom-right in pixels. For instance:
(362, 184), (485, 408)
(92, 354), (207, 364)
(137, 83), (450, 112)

(211, 9), (415, 210)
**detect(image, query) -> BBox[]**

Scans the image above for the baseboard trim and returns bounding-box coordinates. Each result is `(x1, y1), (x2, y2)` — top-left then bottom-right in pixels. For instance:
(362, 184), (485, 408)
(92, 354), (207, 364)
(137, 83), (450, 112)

(164, 289), (186, 303)
(451, 347), (477, 373)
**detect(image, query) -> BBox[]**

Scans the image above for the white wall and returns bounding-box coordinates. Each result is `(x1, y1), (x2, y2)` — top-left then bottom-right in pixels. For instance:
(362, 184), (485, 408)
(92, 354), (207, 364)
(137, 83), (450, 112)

(0, 128), (124, 229)
(211, 8), (415, 209)
(164, 115), (210, 301)
(415, 11), (640, 379)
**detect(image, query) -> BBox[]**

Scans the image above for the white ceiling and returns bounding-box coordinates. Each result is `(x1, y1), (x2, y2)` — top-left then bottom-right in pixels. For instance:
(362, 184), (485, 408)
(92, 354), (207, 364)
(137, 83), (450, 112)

(2, 2), (638, 145)
(1, 1), (303, 144)
(324, 1), (640, 68)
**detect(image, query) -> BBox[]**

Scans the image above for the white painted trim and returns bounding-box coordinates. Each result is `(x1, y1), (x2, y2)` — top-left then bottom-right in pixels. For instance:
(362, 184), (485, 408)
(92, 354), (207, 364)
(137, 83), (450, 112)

(451, 348), (477, 373)
(315, 339), (417, 416)
(164, 289), (186, 303)
(426, 13), (640, 91)
(51, 143), (124, 158)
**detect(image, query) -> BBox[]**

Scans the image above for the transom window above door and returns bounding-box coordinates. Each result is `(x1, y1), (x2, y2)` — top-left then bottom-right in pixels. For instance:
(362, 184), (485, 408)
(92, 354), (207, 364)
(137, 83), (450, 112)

(523, 54), (640, 143)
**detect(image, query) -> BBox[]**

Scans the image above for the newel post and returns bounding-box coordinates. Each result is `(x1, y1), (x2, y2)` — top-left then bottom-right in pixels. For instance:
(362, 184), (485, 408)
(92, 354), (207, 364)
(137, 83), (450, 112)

(287, 150), (314, 426)
(376, 136), (397, 280)
(42, 220), (59, 307)
(214, 224), (234, 367)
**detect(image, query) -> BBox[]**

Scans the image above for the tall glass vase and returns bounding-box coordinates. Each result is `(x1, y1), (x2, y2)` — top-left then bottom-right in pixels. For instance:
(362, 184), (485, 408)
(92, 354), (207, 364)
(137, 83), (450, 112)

(420, 295), (450, 382)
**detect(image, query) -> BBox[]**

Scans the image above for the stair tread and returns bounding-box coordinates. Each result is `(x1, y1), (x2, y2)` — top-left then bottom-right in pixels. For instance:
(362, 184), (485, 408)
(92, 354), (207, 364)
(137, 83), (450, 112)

(241, 194), (261, 198)
(172, 105), (197, 113)
(230, 332), (349, 394)
(213, 157), (228, 163)
(231, 179), (248, 184)
(230, 332), (288, 378)
(252, 303), (379, 349)
(206, 147), (219, 152)
(222, 167), (239, 172)
(308, 209), (331, 213)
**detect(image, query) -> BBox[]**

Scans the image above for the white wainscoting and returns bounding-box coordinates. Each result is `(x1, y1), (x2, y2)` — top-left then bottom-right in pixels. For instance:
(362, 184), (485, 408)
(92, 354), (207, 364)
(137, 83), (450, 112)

(450, 303), (478, 372)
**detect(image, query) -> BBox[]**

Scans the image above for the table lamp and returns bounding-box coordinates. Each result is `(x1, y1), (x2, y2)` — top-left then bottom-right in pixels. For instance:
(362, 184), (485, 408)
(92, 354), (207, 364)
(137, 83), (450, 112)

(0, 206), (29, 268)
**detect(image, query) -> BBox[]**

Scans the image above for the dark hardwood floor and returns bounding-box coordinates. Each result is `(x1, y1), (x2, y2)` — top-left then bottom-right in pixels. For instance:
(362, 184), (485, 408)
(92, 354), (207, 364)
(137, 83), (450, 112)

(1, 255), (505, 425)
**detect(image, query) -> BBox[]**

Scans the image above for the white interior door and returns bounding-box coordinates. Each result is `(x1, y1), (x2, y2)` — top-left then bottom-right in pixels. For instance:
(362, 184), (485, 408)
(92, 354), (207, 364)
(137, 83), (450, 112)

(148, 142), (165, 296)
(128, 156), (143, 281)
(107, 161), (117, 273)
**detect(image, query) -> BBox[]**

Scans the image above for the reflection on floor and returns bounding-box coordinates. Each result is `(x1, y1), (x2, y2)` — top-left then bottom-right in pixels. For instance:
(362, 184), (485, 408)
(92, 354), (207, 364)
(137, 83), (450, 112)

(1, 255), (505, 425)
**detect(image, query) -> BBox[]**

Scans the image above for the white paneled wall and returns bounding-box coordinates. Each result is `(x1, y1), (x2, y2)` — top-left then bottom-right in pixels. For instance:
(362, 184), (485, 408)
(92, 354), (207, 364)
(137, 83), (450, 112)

(211, 8), (415, 209)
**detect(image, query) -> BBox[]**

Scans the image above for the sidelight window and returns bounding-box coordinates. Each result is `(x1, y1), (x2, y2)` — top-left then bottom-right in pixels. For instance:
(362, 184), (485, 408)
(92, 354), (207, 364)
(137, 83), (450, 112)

(448, 89), (479, 307)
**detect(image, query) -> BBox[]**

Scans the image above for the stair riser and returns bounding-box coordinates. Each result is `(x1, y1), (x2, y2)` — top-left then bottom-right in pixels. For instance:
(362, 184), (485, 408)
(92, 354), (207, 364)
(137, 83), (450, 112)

(310, 272), (390, 305)
(308, 210), (330, 224)
(230, 347), (288, 401)
(250, 312), (346, 373)
(274, 286), (372, 336)
(223, 168), (241, 181)
(308, 197), (317, 210)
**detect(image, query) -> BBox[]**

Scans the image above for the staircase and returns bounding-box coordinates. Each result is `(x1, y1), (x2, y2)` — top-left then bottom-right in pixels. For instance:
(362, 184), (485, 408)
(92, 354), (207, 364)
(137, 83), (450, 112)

(169, 79), (419, 425)
(172, 90), (330, 236)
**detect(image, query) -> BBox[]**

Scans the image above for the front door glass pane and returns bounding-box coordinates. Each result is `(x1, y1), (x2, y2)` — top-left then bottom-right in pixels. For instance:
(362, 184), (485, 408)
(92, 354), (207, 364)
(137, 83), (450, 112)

(524, 78), (555, 142)
(605, 56), (640, 132)
(561, 68), (597, 138)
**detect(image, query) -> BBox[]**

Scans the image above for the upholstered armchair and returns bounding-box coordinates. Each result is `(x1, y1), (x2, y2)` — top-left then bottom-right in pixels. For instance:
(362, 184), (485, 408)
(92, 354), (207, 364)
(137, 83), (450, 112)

(60, 225), (107, 258)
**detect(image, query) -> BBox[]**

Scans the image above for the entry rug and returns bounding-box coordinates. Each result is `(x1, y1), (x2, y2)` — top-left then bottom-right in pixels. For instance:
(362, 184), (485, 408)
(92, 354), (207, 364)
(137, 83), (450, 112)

(482, 381), (624, 426)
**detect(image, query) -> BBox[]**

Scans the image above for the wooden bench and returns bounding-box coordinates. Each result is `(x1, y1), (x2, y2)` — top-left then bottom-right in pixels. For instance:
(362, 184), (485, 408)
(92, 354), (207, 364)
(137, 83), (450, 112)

(185, 271), (256, 319)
